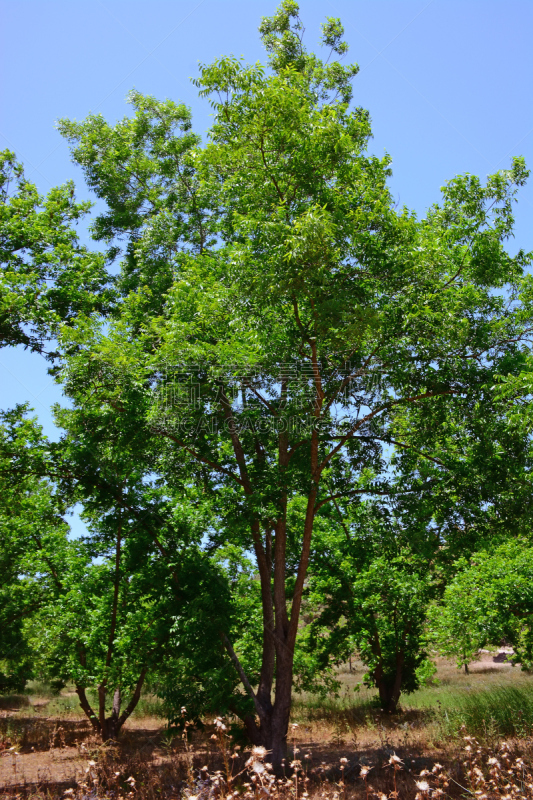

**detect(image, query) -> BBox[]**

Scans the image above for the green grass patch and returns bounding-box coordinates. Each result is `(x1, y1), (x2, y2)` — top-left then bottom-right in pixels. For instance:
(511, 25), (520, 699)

(292, 686), (388, 729)
(426, 684), (533, 741)
(132, 693), (166, 718)
(295, 677), (533, 744)
(0, 692), (30, 710)
(25, 679), (65, 698)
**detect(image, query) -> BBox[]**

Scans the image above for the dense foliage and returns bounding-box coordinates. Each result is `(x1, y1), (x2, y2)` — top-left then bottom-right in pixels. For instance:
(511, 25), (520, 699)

(428, 540), (533, 672)
(0, 151), (111, 355)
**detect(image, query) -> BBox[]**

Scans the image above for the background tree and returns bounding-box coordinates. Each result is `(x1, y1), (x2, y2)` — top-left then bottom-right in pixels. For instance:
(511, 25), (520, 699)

(302, 501), (435, 713)
(28, 507), (230, 742)
(0, 405), (72, 691)
(427, 539), (533, 672)
(301, 374), (533, 703)
(0, 150), (111, 356)
(0, 392), (237, 742)
(43, 361), (255, 741)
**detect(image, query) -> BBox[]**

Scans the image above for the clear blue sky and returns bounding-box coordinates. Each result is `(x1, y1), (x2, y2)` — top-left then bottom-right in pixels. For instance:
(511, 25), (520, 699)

(1, 0), (532, 437)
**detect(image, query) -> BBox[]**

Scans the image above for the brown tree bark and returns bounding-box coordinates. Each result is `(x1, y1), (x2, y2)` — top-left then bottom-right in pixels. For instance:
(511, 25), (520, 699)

(75, 669), (148, 741)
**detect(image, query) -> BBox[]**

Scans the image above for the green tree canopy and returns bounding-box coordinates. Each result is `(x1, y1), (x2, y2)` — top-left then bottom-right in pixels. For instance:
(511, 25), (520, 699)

(427, 539), (533, 672)
(0, 406), (71, 690)
(0, 151), (112, 355)
(50, 0), (532, 762)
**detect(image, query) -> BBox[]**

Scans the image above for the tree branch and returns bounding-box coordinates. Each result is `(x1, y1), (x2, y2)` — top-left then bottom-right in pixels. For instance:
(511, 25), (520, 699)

(117, 667), (148, 729)
(150, 425), (244, 487)
(318, 389), (456, 473)
(222, 633), (265, 720)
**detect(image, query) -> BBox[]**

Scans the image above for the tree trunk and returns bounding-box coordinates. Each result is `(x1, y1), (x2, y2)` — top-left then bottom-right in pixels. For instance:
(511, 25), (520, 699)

(269, 653), (293, 765)
(241, 663), (293, 765)
(76, 670), (147, 742)
(228, 492), (318, 766)
(76, 685), (100, 733)
(101, 687), (122, 741)
(228, 631), (293, 763)
(220, 377), (322, 768)
(377, 680), (400, 714)
(375, 653), (404, 714)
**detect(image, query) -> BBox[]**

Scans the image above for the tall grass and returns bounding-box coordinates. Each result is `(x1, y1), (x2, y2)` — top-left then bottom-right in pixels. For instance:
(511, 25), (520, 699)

(25, 680), (65, 698)
(131, 693), (166, 718)
(435, 684), (533, 741)
(0, 693), (30, 710)
(292, 689), (379, 727)
(294, 681), (533, 743)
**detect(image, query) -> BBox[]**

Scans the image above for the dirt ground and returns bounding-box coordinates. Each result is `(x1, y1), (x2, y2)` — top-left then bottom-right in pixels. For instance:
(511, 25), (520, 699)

(0, 653), (526, 795)
(0, 716), (165, 789)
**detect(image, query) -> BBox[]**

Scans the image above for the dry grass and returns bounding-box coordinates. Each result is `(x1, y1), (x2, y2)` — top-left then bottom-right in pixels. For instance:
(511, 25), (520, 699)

(1, 653), (532, 798)
(1, 724), (531, 799)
